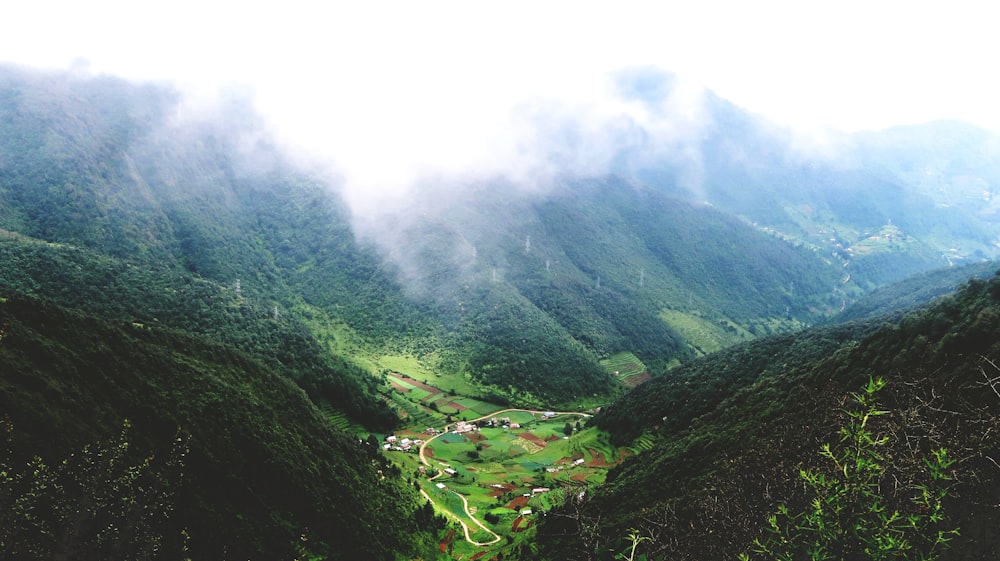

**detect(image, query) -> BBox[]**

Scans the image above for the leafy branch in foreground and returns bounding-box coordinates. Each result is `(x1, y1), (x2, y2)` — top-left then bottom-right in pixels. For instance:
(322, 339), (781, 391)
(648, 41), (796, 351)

(742, 376), (959, 561)
(615, 528), (654, 561)
(0, 418), (188, 561)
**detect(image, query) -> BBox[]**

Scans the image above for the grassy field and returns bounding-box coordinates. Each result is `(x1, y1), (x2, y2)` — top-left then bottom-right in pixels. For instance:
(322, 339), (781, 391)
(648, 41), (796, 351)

(847, 224), (918, 256)
(451, 397), (505, 417)
(629, 431), (658, 454)
(659, 308), (753, 355)
(292, 300), (382, 371)
(378, 353), (483, 397)
(316, 400), (366, 435)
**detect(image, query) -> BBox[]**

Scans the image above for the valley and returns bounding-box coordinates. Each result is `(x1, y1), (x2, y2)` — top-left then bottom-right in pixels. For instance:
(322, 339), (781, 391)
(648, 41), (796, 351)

(377, 368), (628, 558)
(2, 64), (1000, 560)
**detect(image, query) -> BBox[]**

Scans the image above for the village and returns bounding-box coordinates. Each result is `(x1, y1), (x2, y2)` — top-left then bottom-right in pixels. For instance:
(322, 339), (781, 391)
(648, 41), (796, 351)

(376, 370), (625, 557)
(376, 404), (619, 556)
(380, 410), (561, 453)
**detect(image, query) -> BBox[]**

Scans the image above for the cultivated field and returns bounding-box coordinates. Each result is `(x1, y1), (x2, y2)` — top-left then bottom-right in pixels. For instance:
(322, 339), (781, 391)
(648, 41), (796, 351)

(378, 369), (628, 557)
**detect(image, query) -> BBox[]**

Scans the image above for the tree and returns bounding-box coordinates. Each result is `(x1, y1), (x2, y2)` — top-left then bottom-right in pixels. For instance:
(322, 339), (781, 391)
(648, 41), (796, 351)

(563, 422), (574, 436)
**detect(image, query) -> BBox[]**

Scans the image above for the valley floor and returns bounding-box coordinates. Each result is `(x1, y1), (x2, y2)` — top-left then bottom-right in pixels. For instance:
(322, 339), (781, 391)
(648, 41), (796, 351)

(376, 373), (630, 558)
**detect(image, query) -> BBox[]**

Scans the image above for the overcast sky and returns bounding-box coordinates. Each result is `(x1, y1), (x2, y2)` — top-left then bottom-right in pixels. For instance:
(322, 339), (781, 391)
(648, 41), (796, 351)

(3, 1), (998, 208)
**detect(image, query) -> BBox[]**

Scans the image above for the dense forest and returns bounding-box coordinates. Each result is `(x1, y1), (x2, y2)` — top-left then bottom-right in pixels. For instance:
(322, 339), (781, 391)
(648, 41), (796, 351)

(0, 295), (446, 560)
(537, 272), (1000, 560)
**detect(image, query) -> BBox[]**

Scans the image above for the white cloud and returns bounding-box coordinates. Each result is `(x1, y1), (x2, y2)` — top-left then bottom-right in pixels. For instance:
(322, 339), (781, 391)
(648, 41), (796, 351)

(4, 0), (1000, 214)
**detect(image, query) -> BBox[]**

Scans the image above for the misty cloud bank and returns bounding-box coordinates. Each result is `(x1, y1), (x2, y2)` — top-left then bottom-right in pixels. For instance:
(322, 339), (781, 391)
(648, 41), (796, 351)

(314, 68), (711, 223)
(263, 66), (718, 295)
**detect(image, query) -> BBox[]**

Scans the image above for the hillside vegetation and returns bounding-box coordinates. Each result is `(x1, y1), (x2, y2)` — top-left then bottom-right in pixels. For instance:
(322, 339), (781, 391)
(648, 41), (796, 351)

(0, 64), (859, 408)
(538, 272), (1000, 560)
(625, 76), (1000, 287)
(0, 294), (445, 560)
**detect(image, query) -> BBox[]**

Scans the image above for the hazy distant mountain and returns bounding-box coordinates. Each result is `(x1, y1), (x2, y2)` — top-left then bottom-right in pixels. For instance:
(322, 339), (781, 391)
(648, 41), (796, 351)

(612, 69), (1000, 287)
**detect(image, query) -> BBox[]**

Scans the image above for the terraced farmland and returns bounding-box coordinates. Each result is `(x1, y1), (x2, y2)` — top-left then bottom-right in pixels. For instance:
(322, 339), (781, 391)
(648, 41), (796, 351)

(629, 431), (657, 453)
(599, 351), (650, 387)
(317, 400), (362, 433)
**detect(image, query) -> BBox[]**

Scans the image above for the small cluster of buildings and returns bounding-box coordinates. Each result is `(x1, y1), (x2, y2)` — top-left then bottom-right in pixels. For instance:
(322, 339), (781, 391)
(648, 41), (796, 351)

(480, 417), (521, 430)
(452, 420), (477, 434)
(383, 434), (423, 452)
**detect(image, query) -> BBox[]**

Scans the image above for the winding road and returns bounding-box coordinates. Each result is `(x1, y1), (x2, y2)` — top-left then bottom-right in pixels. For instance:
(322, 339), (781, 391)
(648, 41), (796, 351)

(417, 408), (592, 547)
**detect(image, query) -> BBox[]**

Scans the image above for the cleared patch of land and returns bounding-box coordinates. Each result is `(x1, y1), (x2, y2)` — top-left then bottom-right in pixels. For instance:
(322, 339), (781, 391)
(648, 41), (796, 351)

(658, 308), (753, 355)
(599, 351), (654, 389)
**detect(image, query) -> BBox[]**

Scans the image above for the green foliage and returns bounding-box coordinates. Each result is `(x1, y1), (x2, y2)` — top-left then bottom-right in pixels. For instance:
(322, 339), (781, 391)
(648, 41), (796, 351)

(0, 65), (877, 411)
(594, 318), (885, 445)
(614, 529), (655, 561)
(0, 419), (188, 561)
(640, 103), (1000, 289)
(836, 260), (999, 323)
(539, 273), (1000, 561)
(0, 295), (445, 560)
(745, 377), (958, 561)
(0, 233), (397, 429)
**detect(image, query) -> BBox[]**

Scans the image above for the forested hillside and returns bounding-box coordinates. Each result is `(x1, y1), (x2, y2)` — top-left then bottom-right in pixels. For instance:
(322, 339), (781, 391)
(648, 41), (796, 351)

(0, 64), (860, 408)
(537, 271), (1000, 560)
(833, 259), (999, 323)
(0, 295), (445, 560)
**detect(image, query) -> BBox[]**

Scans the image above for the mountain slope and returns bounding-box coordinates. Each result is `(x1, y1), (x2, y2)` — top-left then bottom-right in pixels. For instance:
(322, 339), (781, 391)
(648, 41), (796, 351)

(833, 259), (999, 323)
(0, 64), (860, 407)
(0, 229), (398, 429)
(614, 70), (1000, 288)
(538, 271), (1000, 560)
(0, 294), (445, 560)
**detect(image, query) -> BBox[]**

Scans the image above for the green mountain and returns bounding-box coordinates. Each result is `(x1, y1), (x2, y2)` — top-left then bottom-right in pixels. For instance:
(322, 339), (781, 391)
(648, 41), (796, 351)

(537, 272), (1000, 560)
(833, 260), (999, 323)
(0, 294), (445, 560)
(0, 64), (854, 409)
